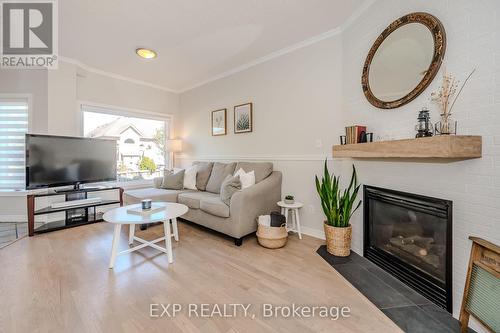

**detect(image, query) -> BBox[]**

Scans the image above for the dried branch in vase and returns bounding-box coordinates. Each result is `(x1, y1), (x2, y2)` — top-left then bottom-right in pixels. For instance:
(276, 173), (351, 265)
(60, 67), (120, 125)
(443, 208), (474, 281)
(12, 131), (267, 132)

(430, 68), (475, 135)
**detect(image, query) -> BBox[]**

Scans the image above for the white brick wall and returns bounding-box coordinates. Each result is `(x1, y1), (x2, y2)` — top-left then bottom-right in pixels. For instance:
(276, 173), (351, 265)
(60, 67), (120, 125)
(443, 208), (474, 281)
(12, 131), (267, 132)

(340, 0), (500, 330)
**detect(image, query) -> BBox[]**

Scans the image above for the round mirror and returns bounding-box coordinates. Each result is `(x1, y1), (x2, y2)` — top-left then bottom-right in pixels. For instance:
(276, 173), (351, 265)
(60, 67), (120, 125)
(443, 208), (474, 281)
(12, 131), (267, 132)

(362, 13), (446, 109)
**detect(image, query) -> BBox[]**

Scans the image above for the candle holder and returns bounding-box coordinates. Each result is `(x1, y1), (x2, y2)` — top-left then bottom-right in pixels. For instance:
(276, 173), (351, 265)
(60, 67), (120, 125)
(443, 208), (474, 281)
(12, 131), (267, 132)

(141, 199), (152, 210)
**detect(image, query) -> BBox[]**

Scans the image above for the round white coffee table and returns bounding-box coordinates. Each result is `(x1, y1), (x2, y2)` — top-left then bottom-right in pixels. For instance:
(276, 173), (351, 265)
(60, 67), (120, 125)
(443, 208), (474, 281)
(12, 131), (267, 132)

(103, 202), (188, 269)
(277, 201), (303, 239)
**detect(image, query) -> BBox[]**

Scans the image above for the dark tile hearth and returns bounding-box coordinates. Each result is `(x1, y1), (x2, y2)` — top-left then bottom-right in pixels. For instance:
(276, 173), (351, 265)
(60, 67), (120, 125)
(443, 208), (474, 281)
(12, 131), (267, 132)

(317, 246), (475, 333)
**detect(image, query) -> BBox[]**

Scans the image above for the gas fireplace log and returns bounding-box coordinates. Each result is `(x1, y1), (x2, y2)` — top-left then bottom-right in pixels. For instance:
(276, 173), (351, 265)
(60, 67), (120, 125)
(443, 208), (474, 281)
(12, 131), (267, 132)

(408, 235), (434, 249)
(389, 239), (427, 257)
(393, 235), (434, 249)
(387, 240), (441, 269)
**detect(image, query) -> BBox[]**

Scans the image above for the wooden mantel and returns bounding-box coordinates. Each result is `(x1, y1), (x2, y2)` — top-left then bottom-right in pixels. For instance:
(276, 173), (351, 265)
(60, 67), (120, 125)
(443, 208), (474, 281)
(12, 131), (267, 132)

(332, 135), (482, 160)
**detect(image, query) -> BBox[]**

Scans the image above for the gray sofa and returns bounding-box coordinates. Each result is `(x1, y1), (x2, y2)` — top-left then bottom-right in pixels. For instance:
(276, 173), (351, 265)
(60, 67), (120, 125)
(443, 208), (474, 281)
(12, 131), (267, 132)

(123, 161), (282, 245)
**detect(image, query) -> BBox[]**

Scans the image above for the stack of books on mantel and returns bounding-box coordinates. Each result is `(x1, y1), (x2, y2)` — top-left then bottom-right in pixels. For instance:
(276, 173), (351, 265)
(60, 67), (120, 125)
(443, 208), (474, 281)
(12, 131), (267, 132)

(345, 125), (366, 144)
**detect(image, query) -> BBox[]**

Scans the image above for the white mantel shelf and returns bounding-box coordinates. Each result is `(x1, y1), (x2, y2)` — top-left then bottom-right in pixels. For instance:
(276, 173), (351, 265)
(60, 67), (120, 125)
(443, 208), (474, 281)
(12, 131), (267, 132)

(332, 135), (482, 160)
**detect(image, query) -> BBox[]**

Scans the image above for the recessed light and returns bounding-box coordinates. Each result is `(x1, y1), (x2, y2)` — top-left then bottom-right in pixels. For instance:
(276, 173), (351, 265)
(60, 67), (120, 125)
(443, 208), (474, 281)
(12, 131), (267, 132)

(136, 48), (157, 59)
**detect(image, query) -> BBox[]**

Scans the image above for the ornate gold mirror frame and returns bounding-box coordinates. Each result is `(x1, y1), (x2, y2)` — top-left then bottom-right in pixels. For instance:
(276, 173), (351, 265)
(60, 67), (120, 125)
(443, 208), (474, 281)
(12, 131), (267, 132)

(362, 12), (446, 109)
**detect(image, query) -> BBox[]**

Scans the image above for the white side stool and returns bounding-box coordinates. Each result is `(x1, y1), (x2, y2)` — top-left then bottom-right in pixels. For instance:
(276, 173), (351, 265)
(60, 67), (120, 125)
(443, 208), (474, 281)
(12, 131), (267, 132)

(277, 201), (303, 239)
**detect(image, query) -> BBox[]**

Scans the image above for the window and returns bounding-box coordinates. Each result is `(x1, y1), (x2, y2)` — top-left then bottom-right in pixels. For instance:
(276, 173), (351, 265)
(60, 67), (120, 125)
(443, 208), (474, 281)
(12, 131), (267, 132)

(0, 98), (29, 190)
(82, 105), (169, 182)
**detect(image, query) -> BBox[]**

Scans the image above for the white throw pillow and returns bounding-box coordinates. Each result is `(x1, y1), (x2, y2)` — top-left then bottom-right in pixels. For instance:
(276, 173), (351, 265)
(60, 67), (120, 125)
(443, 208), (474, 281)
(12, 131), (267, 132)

(183, 165), (198, 190)
(234, 168), (255, 189)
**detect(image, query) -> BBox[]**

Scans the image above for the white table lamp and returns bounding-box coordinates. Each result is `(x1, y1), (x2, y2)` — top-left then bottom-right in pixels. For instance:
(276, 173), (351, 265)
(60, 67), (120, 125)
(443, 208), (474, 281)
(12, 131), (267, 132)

(167, 139), (182, 168)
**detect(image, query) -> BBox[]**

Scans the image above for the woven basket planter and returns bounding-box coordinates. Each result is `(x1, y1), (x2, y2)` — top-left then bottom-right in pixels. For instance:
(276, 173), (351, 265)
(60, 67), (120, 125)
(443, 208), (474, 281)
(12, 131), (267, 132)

(324, 222), (352, 257)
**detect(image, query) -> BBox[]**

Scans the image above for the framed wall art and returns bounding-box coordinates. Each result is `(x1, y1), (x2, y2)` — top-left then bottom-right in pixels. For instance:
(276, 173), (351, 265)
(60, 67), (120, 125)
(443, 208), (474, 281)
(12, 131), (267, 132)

(234, 103), (252, 134)
(211, 108), (227, 136)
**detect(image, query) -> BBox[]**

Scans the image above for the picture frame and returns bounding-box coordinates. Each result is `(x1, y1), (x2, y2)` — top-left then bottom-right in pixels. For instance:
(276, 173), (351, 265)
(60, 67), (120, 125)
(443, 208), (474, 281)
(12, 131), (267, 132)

(211, 108), (227, 136)
(234, 102), (253, 134)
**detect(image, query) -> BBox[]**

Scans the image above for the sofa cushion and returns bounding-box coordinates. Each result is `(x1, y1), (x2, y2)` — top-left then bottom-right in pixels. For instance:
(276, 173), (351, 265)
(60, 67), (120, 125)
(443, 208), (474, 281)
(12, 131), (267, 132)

(178, 191), (219, 209)
(161, 169), (185, 190)
(123, 188), (186, 205)
(234, 168), (255, 189)
(206, 162), (236, 194)
(183, 165), (198, 190)
(235, 162), (273, 183)
(220, 174), (241, 205)
(200, 196), (230, 218)
(193, 162), (213, 191)
(153, 177), (163, 189)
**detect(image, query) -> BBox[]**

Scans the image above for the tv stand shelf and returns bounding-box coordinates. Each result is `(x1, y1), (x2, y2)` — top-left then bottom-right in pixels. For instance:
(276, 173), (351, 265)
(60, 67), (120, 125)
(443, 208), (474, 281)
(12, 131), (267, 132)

(34, 200), (121, 215)
(27, 187), (123, 236)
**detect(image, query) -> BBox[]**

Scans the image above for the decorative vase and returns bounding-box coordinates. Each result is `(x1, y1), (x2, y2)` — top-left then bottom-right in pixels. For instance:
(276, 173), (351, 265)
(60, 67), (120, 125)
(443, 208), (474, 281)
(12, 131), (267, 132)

(324, 222), (352, 257)
(284, 199), (294, 204)
(435, 113), (457, 135)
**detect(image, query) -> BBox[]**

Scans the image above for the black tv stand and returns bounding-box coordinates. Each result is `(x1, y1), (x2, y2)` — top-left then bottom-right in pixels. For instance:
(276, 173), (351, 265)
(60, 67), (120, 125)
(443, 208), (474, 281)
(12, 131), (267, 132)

(28, 187), (124, 236)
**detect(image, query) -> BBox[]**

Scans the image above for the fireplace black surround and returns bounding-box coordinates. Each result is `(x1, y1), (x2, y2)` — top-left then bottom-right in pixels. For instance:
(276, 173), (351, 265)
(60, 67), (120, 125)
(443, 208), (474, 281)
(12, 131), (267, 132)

(363, 185), (452, 312)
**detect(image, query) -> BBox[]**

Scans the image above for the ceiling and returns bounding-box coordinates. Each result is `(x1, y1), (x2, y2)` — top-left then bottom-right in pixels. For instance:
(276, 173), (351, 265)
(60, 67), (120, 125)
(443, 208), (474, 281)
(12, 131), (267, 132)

(60, 0), (366, 92)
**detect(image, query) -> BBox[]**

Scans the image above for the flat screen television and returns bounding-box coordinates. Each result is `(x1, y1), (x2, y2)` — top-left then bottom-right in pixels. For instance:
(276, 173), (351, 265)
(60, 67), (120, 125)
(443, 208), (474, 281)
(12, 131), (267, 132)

(26, 134), (117, 190)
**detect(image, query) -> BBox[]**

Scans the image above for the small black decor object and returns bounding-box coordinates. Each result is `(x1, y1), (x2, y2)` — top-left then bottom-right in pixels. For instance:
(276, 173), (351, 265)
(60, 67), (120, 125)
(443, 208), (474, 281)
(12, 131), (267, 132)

(270, 211), (286, 227)
(340, 135), (347, 145)
(415, 108), (434, 138)
(359, 132), (373, 143)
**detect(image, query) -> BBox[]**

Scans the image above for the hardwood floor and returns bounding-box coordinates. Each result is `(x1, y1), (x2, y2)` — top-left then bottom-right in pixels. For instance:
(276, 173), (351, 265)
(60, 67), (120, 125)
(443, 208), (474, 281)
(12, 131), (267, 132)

(0, 221), (401, 333)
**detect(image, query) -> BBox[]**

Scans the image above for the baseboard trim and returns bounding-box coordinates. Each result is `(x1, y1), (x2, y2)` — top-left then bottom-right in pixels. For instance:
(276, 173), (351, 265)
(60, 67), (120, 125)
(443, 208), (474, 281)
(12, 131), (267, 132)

(299, 226), (325, 240)
(0, 215), (48, 223)
(0, 215), (26, 223)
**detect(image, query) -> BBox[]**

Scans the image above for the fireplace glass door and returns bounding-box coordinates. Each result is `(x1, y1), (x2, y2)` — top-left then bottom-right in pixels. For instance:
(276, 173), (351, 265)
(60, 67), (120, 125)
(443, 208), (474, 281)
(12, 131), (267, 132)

(364, 186), (452, 311)
(368, 197), (448, 283)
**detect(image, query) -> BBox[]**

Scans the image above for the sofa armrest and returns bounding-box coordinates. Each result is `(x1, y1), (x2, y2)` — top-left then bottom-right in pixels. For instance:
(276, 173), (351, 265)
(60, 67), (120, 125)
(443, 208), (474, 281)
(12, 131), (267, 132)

(230, 171), (282, 236)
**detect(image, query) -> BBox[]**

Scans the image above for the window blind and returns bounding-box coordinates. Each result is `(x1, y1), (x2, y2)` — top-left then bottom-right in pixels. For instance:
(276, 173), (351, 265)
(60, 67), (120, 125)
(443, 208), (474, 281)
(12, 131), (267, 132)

(0, 99), (28, 190)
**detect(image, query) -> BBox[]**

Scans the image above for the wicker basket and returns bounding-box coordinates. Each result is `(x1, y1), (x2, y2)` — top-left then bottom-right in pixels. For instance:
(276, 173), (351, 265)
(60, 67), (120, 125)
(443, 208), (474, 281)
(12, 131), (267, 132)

(324, 222), (352, 257)
(257, 224), (288, 249)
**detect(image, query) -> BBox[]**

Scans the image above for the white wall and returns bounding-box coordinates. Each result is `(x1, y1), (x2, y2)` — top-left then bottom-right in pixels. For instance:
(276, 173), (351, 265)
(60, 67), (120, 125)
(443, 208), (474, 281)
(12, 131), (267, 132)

(339, 0), (500, 329)
(0, 69), (48, 134)
(47, 61), (180, 136)
(178, 34), (343, 238)
(48, 62), (78, 135)
(77, 70), (179, 118)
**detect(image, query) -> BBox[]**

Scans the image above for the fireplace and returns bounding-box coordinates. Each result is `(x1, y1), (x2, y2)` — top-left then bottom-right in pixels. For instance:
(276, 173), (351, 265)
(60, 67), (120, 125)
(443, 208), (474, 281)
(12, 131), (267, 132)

(363, 185), (452, 312)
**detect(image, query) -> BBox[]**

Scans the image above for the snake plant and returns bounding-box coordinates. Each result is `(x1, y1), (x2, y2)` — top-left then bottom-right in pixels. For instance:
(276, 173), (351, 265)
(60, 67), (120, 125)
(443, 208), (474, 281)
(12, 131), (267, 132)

(315, 160), (361, 228)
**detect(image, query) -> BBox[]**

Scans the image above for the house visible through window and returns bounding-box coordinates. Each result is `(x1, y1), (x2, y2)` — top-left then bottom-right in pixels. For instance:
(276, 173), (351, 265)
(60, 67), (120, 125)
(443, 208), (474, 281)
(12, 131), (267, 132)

(0, 98), (29, 190)
(82, 105), (169, 182)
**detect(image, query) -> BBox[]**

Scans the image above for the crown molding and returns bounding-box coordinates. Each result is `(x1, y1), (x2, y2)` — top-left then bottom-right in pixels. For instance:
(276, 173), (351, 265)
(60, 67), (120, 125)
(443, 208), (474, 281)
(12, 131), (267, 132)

(59, 56), (180, 93)
(58, 0), (374, 95)
(340, 0), (376, 32)
(178, 0), (375, 93)
(178, 26), (342, 93)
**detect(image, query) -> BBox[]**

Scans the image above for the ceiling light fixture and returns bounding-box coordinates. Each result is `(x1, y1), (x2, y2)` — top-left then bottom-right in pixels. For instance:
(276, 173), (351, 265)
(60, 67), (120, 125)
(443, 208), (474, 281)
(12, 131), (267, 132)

(136, 48), (157, 59)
